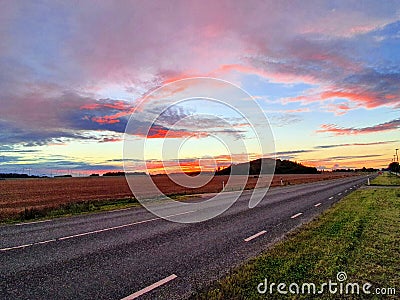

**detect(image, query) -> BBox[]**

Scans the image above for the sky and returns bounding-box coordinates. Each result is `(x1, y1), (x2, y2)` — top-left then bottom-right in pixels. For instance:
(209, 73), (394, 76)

(0, 0), (399, 175)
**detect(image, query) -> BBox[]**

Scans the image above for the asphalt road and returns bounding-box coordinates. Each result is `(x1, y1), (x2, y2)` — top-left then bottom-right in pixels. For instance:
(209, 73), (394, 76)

(0, 174), (373, 299)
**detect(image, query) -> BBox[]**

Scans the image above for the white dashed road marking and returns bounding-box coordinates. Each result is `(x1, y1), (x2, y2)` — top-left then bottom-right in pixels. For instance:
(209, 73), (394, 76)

(314, 203), (322, 207)
(291, 213), (303, 219)
(244, 230), (267, 242)
(121, 274), (178, 300)
(0, 211), (195, 252)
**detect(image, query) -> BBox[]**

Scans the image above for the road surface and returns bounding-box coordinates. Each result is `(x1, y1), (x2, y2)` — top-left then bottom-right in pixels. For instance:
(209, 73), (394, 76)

(0, 175), (372, 299)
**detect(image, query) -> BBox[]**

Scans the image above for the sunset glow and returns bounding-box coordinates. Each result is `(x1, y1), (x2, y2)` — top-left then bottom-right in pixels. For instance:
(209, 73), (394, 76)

(0, 1), (399, 175)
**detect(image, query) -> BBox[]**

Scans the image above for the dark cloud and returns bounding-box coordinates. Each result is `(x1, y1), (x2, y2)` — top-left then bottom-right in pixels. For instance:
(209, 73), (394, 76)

(325, 154), (382, 161)
(317, 118), (400, 135)
(0, 159), (121, 175)
(269, 114), (303, 127)
(315, 140), (397, 149)
(0, 92), (133, 146)
(275, 150), (314, 155)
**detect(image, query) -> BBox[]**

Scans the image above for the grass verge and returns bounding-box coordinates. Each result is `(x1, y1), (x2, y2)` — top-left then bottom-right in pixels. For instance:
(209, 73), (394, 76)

(1, 197), (140, 224)
(0, 192), (211, 225)
(371, 172), (400, 186)
(194, 188), (400, 299)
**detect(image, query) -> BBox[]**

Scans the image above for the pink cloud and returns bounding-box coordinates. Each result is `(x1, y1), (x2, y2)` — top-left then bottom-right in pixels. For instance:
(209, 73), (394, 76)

(80, 100), (131, 111)
(284, 86), (399, 113)
(1, 1), (400, 147)
(91, 116), (121, 124)
(324, 102), (357, 116)
(58, 1), (397, 90)
(88, 106), (136, 125)
(320, 90), (377, 107)
(146, 125), (201, 139)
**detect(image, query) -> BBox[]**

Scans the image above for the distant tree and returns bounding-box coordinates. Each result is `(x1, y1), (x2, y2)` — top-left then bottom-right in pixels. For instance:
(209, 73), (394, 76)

(353, 167), (378, 172)
(0, 173), (41, 179)
(332, 168), (355, 172)
(215, 158), (319, 175)
(388, 162), (399, 172)
(102, 171), (146, 176)
(103, 171), (125, 176)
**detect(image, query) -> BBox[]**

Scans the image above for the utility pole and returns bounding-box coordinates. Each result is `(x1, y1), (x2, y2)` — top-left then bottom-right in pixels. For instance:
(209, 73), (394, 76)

(396, 148), (399, 162)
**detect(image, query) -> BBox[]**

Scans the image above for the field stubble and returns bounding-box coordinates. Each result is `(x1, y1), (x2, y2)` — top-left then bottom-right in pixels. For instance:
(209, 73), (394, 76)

(0, 173), (358, 221)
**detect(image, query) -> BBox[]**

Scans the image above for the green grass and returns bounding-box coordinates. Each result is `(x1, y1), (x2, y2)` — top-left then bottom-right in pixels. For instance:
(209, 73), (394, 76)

(194, 188), (400, 299)
(2, 197), (140, 224)
(371, 172), (400, 186)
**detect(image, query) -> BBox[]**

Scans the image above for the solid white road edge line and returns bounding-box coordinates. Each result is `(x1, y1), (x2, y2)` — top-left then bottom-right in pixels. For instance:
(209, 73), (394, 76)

(0, 211), (195, 252)
(291, 212), (303, 219)
(15, 219), (52, 226)
(57, 218), (160, 241)
(121, 274), (177, 300)
(244, 230), (267, 242)
(13, 206), (136, 227)
(0, 243), (33, 251)
(36, 239), (56, 245)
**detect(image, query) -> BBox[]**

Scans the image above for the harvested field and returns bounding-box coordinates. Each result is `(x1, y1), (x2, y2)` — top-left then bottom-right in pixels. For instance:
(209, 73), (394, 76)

(0, 173), (358, 220)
